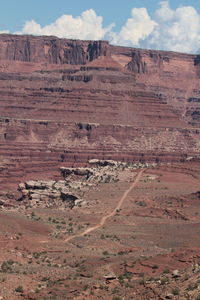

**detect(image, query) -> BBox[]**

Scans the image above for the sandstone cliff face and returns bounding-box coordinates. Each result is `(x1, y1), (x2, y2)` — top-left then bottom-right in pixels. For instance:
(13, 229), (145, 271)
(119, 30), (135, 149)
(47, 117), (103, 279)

(0, 34), (109, 64)
(0, 34), (200, 193)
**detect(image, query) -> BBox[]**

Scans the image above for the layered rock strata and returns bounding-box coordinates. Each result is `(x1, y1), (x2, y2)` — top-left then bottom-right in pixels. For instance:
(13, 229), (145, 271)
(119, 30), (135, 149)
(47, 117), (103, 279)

(0, 34), (200, 194)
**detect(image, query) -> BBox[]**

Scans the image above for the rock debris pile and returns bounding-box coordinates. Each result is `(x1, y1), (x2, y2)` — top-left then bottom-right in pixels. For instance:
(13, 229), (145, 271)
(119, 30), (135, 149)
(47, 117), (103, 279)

(17, 160), (155, 209)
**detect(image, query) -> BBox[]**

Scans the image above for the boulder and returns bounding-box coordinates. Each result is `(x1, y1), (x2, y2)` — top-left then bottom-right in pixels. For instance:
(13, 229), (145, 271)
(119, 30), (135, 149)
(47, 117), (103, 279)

(172, 269), (180, 278)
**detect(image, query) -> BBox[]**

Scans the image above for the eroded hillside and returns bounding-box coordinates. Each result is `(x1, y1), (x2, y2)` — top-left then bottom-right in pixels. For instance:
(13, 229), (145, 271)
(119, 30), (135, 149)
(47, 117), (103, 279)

(0, 34), (200, 196)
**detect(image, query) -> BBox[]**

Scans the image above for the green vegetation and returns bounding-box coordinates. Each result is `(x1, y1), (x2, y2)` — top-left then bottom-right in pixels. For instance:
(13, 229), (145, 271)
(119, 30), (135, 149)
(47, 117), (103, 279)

(163, 268), (170, 274)
(160, 277), (169, 285)
(172, 288), (180, 296)
(15, 286), (24, 293)
(186, 282), (198, 291)
(1, 260), (15, 273)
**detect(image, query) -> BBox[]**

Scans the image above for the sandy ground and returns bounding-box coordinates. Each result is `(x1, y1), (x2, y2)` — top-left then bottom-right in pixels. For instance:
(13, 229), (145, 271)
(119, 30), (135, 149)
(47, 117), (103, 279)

(0, 162), (200, 299)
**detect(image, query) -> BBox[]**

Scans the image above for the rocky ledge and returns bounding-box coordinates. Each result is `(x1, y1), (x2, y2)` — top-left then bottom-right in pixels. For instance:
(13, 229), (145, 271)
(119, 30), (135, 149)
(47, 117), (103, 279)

(15, 160), (155, 209)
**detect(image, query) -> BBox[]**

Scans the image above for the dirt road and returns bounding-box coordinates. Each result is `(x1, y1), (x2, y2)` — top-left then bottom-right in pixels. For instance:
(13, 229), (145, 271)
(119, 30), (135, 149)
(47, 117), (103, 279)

(65, 169), (144, 243)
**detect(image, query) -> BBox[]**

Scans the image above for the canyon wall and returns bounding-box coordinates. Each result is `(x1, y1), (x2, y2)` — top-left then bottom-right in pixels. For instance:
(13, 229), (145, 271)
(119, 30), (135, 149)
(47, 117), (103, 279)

(0, 34), (200, 193)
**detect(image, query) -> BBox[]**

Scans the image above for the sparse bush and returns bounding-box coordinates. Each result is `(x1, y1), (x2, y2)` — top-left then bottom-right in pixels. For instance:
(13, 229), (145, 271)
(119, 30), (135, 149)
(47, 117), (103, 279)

(41, 277), (49, 282)
(186, 283), (198, 291)
(139, 279), (145, 285)
(172, 288), (180, 295)
(118, 251), (126, 256)
(31, 211), (35, 218)
(83, 284), (89, 291)
(112, 287), (120, 294)
(1, 261), (13, 273)
(160, 277), (169, 285)
(124, 272), (132, 280)
(112, 297), (123, 300)
(33, 252), (41, 259)
(163, 268), (170, 274)
(152, 265), (159, 269)
(136, 201), (147, 207)
(15, 286), (23, 293)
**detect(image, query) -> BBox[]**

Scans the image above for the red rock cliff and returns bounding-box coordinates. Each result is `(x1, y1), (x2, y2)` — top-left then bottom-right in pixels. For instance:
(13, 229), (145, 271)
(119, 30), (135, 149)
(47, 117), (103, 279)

(0, 34), (200, 193)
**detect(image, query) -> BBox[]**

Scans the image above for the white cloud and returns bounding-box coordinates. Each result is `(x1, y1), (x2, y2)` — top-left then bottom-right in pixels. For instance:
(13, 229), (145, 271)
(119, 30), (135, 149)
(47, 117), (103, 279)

(155, 1), (174, 22)
(111, 1), (200, 53)
(146, 1), (200, 53)
(0, 30), (10, 34)
(1, 1), (200, 53)
(111, 8), (157, 47)
(15, 9), (113, 41)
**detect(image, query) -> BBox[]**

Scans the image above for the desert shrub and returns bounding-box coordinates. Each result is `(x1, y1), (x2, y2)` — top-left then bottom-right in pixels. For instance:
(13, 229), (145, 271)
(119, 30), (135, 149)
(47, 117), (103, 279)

(83, 284), (89, 291)
(161, 277), (169, 285)
(15, 286), (23, 293)
(172, 288), (180, 295)
(118, 251), (126, 256)
(41, 277), (50, 282)
(139, 279), (145, 285)
(136, 201), (147, 207)
(112, 287), (120, 294)
(152, 265), (159, 269)
(33, 252), (41, 259)
(1, 261), (13, 273)
(112, 297), (123, 300)
(186, 283), (198, 291)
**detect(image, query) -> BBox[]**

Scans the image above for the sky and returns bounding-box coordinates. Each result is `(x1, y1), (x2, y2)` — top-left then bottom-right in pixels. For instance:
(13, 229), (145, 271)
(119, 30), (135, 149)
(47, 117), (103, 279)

(0, 0), (200, 53)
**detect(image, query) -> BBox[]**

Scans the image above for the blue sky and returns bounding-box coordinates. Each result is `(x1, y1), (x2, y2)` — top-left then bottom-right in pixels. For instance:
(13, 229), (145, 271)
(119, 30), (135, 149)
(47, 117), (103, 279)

(0, 1), (200, 53)
(0, 0), (199, 32)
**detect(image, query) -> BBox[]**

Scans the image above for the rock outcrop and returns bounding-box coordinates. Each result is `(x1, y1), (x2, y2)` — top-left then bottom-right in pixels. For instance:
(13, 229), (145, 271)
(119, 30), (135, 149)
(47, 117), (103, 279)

(0, 35), (108, 64)
(0, 34), (200, 195)
(16, 160), (151, 208)
(17, 179), (86, 209)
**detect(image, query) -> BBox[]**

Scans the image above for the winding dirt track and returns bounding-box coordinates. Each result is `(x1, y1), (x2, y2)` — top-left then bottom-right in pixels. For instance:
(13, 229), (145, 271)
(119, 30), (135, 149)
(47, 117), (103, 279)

(65, 170), (144, 243)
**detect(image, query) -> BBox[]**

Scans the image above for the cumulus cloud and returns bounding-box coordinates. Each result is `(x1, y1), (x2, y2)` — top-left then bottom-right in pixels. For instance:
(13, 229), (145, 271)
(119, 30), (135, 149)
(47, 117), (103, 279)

(110, 8), (157, 47)
(1, 1), (200, 53)
(146, 1), (200, 53)
(15, 9), (114, 41)
(109, 1), (200, 53)
(155, 1), (174, 22)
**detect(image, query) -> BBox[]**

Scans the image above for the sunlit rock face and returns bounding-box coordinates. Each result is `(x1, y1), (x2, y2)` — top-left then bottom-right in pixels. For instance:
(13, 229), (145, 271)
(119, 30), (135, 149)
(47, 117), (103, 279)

(0, 34), (200, 194)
